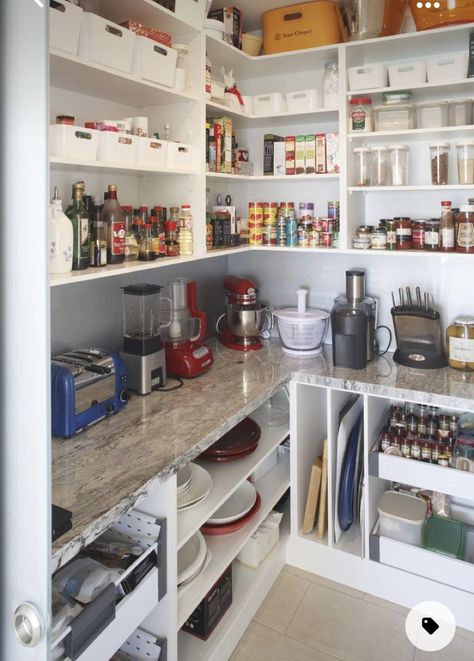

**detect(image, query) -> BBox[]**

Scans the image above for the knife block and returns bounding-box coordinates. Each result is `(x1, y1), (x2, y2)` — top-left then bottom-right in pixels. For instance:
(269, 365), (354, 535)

(391, 306), (448, 369)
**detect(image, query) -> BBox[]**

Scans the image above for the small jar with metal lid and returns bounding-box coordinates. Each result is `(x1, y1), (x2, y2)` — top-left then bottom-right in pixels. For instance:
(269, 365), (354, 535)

(411, 220), (426, 250)
(456, 205), (474, 253)
(356, 225), (374, 240)
(424, 219), (439, 251)
(395, 217), (412, 250)
(371, 227), (387, 250)
(384, 219), (397, 250)
(446, 316), (474, 371)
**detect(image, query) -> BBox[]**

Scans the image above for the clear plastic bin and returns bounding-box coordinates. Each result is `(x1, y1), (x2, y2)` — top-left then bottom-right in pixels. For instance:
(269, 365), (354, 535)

(449, 99), (473, 127)
(373, 104), (416, 131)
(378, 490), (427, 546)
(416, 100), (449, 129)
(371, 146), (391, 185)
(430, 142), (450, 185)
(456, 141), (474, 185)
(389, 144), (409, 186)
(353, 147), (372, 186)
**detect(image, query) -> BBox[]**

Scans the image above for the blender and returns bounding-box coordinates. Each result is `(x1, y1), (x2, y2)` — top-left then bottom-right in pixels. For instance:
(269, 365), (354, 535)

(163, 277), (213, 378)
(120, 284), (170, 395)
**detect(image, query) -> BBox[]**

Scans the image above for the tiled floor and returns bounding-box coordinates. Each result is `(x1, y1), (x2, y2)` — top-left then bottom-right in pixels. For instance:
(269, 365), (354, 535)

(230, 565), (474, 661)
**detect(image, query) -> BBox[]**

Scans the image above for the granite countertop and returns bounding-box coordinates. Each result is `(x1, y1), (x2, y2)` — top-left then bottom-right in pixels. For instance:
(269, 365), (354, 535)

(52, 339), (474, 571)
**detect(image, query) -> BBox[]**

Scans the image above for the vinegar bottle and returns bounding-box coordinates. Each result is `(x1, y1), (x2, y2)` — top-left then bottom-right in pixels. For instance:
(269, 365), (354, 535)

(101, 184), (125, 264)
(67, 182), (89, 270)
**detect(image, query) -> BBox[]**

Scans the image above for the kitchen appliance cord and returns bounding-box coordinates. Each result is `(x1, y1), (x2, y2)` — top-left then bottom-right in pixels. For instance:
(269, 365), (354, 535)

(153, 373), (184, 392)
(377, 325), (392, 357)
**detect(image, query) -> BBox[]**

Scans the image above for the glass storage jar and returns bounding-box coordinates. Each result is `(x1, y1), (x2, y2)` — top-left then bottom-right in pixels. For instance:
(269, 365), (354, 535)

(449, 99), (473, 126)
(456, 141), (474, 185)
(323, 61), (339, 109)
(371, 146), (391, 185)
(384, 219), (397, 250)
(348, 97), (372, 132)
(412, 220), (426, 250)
(456, 205), (474, 253)
(389, 144), (409, 186)
(371, 227), (387, 250)
(430, 143), (450, 185)
(395, 217), (412, 249)
(424, 219), (440, 251)
(353, 147), (372, 186)
(446, 316), (474, 371)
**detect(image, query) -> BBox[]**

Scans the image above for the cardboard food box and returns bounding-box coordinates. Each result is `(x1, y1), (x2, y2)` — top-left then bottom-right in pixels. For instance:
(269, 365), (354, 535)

(305, 134), (316, 174)
(212, 116), (233, 174)
(264, 134), (284, 176)
(285, 136), (296, 176)
(326, 132), (339, 174)
(295, 135), (306, 175)
(315, 133), (326, 174)
(274, 141), (286, 176)
(208, 6), (243, 50)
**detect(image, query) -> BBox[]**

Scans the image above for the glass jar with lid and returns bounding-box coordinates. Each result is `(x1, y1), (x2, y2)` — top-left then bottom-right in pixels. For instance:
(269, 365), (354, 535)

(389, 144), (409, 186)
(371, 227), (387, 250)
(323, 61), (339, 109)
(348, 97), (372, 132)
(395, 217), (412, 250)
(353, 147), (372, 186)
(430, 143), (450, 185)
(424, 219), (440, 251)
(446, 316), (474, 371)
(371, 146), (390, 185)
(384, 219), (397, 250)
(456, 205), (474, 253)
(412, 220), (426, 250)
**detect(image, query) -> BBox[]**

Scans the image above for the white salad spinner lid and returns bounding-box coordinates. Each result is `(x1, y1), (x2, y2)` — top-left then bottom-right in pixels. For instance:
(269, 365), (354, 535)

(274, 289), (330, 324)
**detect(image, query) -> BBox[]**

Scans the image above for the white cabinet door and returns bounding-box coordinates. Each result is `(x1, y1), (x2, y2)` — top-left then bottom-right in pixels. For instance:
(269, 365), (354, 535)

(0, 1), (50, 659)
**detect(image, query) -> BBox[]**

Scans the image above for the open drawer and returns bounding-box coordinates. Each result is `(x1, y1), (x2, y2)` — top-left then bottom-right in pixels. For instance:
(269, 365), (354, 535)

(52, 511), (167, 660)
(113, 627), (167, 661)
(370, 522), (474, 594)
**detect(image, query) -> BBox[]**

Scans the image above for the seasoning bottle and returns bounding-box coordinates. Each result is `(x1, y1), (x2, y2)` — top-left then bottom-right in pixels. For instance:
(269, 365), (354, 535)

(405, 402), (419, 434)
(401, 438), (411, 458)
(456, 205), (474, 253)
(348, 97), (372, 132)
(89, 196), (107, 267)
(421, 440), (432, 463)
(138, 223), (156, 261)
(123, 205), (139, 262)
(49, 186), (73, 275)
(101, 185), (125, 264)
(385, 219), (397, 250)
(440, 200), (455, 252)
(411, 438), (421, 460)
(417, 414), (427, 435)
(395, 217), (412, 250)
(65, 180), (85, 217)
(149, 209), (160, 259)
(164, 220), (179, 256)
(446, 316), (474, 370)
(380, 430), (392, 452)
(67, 182), (90, 270)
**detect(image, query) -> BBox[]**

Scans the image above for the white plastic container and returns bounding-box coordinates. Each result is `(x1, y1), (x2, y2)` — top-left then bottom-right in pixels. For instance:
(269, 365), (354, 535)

(236, 511), (282, 569)
(251, 449), (278, 482)
(286, 89), (319, 113)
(210, 79), (225, 100)
(166, 142), (193, 170)
(136, 137), (168, 168)
(449, 99), (473, 127)
(132, 36), (177, 88)
(49, 188), (73, 275)
(97, 132), (137, 164)
(388, 61), (426, 88)
(79, 13), (135, 74)
(204, 18), (225, 41)
(253, 92), (286, 116)
(348, 63), (387, 91)
(273, 289), (330, 357)
(378, 490), (427, 546)
(389, 144), (409, 186)
(175, 0), (206, 29)
(373, 104), (416, 131)
(415, 100), (449, 129)
(49, 124), (99, 161)
(49, 0), (83, 55)
(427, 52), (469, 84)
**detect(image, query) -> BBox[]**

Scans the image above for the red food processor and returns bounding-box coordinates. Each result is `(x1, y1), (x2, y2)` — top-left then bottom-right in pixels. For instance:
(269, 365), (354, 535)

(164, 278), (214, 378)
(217, 275), (272, 351)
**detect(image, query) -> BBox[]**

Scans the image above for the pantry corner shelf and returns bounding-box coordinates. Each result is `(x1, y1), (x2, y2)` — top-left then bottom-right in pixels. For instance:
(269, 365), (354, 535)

(348, 125), (474, 141)
(346, 77), (474, 99)
(206, 100), (339, 128)
(348, 184), (474, 192)
(50, 49), (199, 107)
(49, 156), (199, 177)
(206, 172), (340, 182)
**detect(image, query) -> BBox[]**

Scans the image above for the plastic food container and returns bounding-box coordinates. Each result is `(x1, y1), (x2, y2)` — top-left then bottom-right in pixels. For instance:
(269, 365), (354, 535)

(242, 33), (262, 56)
(204, 18), (225, 41)
(348, 63), (388, 91)
(388, 60), (426, 88)
(210, 79), (225, 100)
(378, 490), (427, 546)
(49, 0), (83, 55)
(353, 147), (372, 186)
(286, 89), (319, 113)
(371, 146), (391, 186)
(456, 141), (474, 185)
(132, 36), (177, 88)
(430, 142), (450, 185)
(427, 52), (469, 84)
(273, 288), (330, 357)
(78, 13), (136, 74)
(253, 92), (286, 116)
(423, 516), (465, 559)
(389, 144), (409, 186)
(50, 124), (99, 161)
(166, 142), (193, 170)
(373, 104), (416, 131)
(348, 97), (372, 132)
(175, 0), (206, 30)
(97, 132), (137, 164)
(136, 137), (167, 168)
(415, 100), (449, 129)
(449, 99), (473, 127)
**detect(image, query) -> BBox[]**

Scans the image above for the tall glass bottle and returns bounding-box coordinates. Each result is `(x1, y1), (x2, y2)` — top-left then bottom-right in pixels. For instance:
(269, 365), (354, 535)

(67, 183), (90, 270)
(440, 200), (455, 252)
(101, 184), (125, 264)
(89, 196), (108, 267)
(65, 180), (85, 217)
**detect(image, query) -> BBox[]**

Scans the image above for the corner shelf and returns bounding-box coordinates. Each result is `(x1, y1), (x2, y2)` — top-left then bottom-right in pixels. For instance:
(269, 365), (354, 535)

(206, 100), (338, 129)
(348, 184), (474, 192)
(346, 77), (474, 98)
(50, 157), (199, 177)
(207, 172), (340, 182)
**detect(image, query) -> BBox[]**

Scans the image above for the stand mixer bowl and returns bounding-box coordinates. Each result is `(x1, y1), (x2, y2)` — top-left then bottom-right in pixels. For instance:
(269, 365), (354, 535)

(225, 303), (271, 338)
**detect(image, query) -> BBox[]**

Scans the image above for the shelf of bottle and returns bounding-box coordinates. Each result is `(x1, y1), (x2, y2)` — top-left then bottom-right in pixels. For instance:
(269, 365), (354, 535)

(50, 157), (199, 177)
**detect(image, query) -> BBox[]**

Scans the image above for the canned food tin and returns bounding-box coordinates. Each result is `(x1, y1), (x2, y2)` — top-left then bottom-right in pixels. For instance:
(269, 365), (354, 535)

(299, 202), (314, 222)
(248, 202), (263, 224)
(263, 225), (277, 245)
(328, 201), (339, 219)
(309, 230), (321, 247)
(313, 217), (323, 232)
(321, 232), (332, 247)
(249, 230), (263, 245)
(298, 227), (309, 246)
(321, 218), (334, 234)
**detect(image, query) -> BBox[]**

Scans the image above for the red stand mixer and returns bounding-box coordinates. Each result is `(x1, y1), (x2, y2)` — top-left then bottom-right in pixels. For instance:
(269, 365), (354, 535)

(164, 278), (213, 378)
(217, 275), (273, 351)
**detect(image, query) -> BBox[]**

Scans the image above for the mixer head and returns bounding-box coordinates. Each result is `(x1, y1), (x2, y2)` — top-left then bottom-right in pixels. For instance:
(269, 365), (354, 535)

(223, 274), (257, 305)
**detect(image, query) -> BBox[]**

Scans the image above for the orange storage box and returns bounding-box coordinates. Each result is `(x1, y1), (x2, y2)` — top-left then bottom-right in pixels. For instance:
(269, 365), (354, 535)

(262, 1), (341, 55)
(409, 0), (474, 30)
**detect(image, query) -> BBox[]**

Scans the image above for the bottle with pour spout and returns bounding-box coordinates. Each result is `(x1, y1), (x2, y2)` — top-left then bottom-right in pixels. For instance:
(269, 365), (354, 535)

(49, 186), (73, 274)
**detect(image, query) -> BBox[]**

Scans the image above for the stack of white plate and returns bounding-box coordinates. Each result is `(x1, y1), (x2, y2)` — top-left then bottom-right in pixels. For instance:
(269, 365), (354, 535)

(177, 531), (208, 589)
(177, 462), (213, 511)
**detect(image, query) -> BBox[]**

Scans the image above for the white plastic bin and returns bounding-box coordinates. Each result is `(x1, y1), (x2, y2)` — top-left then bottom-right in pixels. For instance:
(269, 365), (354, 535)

(286, 89), (319, 113)
(175, 0), (206, 29)
(378, 490), (427, 546)
(373, 104), (416, 131)
(79, 13), (135, 74)
(388, 60), (426, 88)
(427, 52), (469, 84)
(49, 0), (83, 55)
(237, 511), (282, 569)
(166, 142), (193, 170)
(449, 98), (473, 127)
(253, 92), (286, 116)
(132, 36), (177, 88)
(348, 63), (387, 91)
(98, 132), (137, 165)
(136, 137), (168, 168)
(50, 124), (99, 161)
(416, 100), (449, 129)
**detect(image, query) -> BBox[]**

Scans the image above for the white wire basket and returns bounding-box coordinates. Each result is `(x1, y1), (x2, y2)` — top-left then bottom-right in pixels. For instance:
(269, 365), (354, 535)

(274, 289), (329, 357)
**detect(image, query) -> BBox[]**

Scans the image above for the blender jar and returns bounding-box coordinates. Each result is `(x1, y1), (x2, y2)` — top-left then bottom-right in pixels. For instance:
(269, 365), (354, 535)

(122, 284), (169, 340)
(166, 278), (200, 342)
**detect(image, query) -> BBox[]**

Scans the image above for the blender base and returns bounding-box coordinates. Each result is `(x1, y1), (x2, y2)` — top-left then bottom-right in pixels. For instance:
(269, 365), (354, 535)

(165, 341), (213, 378)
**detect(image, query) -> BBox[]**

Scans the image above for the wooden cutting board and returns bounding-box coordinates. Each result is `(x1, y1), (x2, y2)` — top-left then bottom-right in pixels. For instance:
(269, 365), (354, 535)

(318, 439), (328, 540)
(302, 457), (322, 534)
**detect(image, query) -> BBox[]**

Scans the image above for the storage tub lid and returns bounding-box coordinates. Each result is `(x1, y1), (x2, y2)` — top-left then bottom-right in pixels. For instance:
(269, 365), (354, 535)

(429, 142), (450, 148)
(454, 315), (474, 326)
(414, 100), (449, 108)
(388, 144), (409, 150)
(371, 145), (389, 151)
(423, 516), (465, 558)
(373, 103), (414, 111)
(455, 140), (474, 146)
(378, 490), (427, 524)
(448, 98), (473, 104)
(274, 308), (330, 323)
(353, 147), (372, 153)
(350, 97), (372, 105)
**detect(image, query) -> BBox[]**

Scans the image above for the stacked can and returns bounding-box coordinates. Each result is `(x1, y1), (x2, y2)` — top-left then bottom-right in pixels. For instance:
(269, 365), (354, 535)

(286, 207), (298, 246)
(298, 203), (314, 247)
(328, 201), (340, 248)
(248, 202), (263, 245)
(262, 201), (278, 245)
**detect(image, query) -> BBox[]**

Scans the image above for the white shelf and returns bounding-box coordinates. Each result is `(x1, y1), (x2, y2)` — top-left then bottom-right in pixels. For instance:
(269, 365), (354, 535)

(349, 184), (474, 192)
(177, 455), (290, 629)
(50, 156), (199, 177)
(207, 172), (340, 182)
(348, 125), (474, 141)
(347, 78), (474, 98)
(206, 34), (338, 80)
(206, 100), (338, 128)
(178, 509), (290, 661)
(177, 401), (289, 550)
(50, 49), (198, 107)
(97, 0), (201, 37)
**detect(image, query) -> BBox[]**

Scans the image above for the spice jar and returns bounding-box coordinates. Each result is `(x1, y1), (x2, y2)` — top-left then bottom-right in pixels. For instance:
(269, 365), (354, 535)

(424, 219), (440, 251)
(411, 220), (426, 250)
(411, 438), (421, 460)
(456, 141), (474, 185)
(401, 438), (411, 458)
(421, 440), (432, 463)
(371, 146), (390, 186)
(446, 316), (474, 371)
(353, 147), (372, 186)
(395, 217), (412, 250)
(384, 219), (397, 250)
(456, 205), (474, 253)
(380, 430), (392, 452)
(430, 142), (449, 185)
(389, 144), (409, 186)
(371, 227), (387, 250)
(348, 97), (372, 132)
(356, 225), (374, 240)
